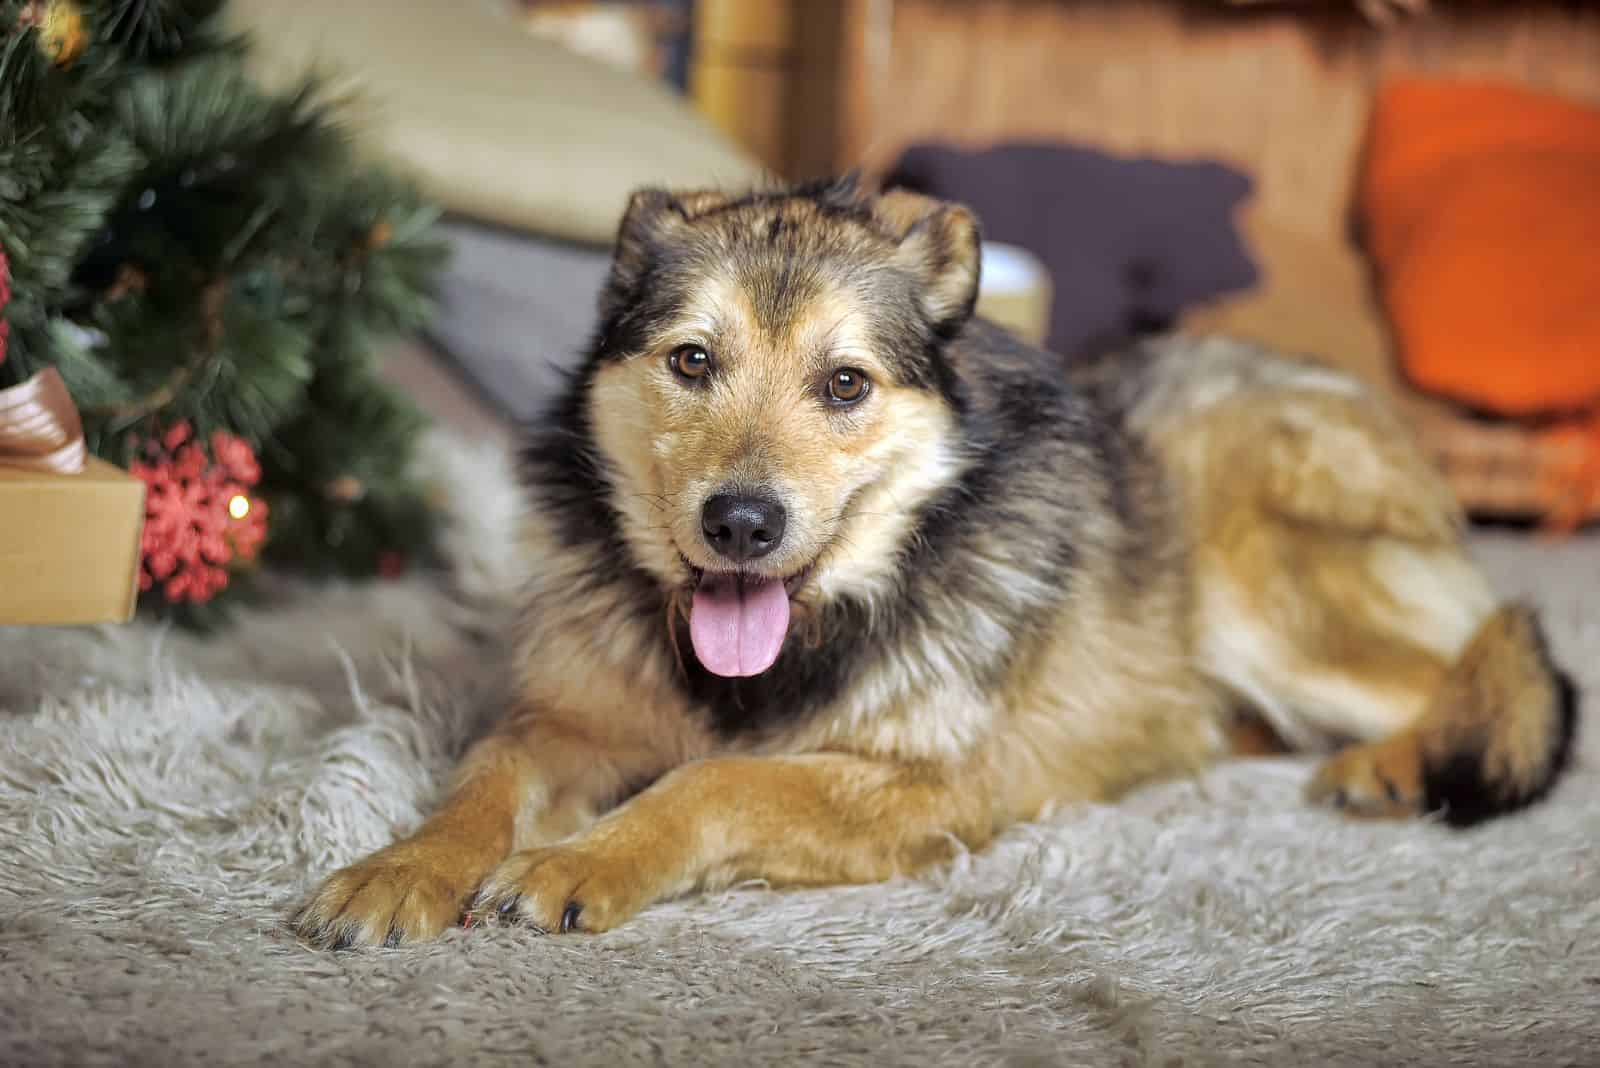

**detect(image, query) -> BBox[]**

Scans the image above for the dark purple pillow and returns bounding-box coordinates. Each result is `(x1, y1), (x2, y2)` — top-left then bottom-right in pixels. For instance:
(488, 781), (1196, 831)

(884, 141), (1259, 358)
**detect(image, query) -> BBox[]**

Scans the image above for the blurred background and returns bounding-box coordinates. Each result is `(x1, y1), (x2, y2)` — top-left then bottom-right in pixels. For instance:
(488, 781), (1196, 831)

(4, 0), (1597, 621)
(372, 0), (1600, 531)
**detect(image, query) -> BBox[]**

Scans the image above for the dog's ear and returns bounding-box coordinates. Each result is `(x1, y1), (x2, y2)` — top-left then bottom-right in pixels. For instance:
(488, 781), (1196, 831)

(608, 189), (683, 295)
(874, 190), (981, 334)
(603, 188), (733, 319)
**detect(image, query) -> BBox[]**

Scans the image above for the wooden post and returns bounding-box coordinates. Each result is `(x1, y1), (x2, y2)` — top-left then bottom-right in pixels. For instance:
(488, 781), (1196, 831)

(690, 0), (850, 179)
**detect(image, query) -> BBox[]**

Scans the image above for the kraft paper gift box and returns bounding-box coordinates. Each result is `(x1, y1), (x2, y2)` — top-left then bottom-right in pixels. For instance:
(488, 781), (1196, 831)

(0, 369), (145, 626)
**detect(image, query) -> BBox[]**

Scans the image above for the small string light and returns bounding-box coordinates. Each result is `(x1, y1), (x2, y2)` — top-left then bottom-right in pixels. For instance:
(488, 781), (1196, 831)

(228, 494), (250, 520)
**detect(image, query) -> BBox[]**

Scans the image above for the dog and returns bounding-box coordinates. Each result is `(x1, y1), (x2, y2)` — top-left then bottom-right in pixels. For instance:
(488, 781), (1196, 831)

(293, 177), (1577, 948)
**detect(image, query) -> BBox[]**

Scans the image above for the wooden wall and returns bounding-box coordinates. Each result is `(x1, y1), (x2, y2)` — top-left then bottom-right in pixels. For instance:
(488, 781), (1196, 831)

(691, 1), (1600, 238)
(834, 0), (1600, 238)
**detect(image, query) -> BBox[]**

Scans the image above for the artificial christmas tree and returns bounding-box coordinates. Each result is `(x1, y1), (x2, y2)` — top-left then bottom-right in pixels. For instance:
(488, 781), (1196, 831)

(0, 0), (446, 623)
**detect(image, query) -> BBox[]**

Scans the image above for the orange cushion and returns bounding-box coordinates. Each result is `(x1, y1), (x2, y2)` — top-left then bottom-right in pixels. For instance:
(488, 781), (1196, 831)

(1360, 79), (1600, 417)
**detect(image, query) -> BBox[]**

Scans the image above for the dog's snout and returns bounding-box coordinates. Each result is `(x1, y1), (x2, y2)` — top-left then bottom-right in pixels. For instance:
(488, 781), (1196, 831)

(701, 493), (787, 561)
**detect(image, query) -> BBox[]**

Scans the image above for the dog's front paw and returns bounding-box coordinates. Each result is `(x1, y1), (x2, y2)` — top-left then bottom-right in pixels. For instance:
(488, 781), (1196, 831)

(471, 846), (661, 934)
(292, 839), (484, 949)
(1306, 733), (1426, 819)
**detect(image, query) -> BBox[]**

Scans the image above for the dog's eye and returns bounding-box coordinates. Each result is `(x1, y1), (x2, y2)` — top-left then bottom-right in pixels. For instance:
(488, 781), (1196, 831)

(826, 368), (870, 405)
(669, 345), (712, 382)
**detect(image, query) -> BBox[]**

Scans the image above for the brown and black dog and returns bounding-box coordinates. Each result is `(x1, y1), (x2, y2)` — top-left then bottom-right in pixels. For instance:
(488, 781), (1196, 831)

(294, 178), (1576, 948)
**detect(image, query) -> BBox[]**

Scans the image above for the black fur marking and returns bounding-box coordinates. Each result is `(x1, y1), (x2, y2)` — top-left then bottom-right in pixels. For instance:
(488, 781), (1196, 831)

(1422, 662), (1580, 828)
(677, 595), (878, 736)
(685, 175), (875, 229)
(520, 357), (669, 627)
(1553, 669), (1581, 776)
(744, 240), (823, 337)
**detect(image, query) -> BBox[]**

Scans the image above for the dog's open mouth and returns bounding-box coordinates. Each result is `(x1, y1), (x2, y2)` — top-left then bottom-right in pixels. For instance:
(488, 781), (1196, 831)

(680, 558), (812, 679)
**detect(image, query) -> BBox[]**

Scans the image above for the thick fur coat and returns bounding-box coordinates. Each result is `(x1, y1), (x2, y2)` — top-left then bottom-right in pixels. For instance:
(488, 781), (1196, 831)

(294, 179), (1575, 948)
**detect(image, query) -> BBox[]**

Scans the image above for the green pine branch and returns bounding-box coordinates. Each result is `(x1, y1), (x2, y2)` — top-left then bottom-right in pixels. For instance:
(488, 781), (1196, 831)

(2, 0), (451, 624)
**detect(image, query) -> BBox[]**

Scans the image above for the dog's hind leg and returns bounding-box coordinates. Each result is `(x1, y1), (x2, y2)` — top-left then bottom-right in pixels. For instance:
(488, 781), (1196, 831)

(1196, 532), (1492, 751)
(1127, 342), (1577, 824)
(1191, 390), (1577, 825)
(1304, 603), (1578, 825)
(292, 717), (646, 948)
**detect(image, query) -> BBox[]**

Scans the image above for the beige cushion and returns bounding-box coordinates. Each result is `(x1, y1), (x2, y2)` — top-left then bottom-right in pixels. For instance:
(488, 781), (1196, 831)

(225, 0), (767, 246)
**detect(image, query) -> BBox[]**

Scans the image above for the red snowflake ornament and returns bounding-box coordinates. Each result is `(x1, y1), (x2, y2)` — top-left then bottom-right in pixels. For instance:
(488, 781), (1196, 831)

(130, 421), (269, 604)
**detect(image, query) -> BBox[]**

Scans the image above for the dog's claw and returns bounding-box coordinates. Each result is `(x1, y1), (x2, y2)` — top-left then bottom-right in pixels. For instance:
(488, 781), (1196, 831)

(560, 903), (583, 933)
(294, 840), (490, 949)
(290, 914), (328, 947)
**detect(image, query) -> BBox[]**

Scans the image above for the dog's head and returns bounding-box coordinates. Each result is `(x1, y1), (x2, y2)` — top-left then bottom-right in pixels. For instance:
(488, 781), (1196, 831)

(585, 178), (980, 678)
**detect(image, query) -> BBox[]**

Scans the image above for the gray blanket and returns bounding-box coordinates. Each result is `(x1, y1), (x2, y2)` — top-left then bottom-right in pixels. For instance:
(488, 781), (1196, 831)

(2, 434), (1596, 1067)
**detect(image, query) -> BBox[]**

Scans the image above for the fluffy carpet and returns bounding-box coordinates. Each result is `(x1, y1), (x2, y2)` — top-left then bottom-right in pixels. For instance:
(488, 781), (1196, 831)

(2, 434), (1596, 1068)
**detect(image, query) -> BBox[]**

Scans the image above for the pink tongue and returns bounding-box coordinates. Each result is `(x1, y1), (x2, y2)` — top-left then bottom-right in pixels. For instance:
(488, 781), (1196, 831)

(689, 573), (792, 678)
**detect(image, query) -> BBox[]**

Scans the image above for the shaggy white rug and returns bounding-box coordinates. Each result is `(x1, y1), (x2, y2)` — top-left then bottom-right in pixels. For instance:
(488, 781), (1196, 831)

(2, 435), (1597, 1068)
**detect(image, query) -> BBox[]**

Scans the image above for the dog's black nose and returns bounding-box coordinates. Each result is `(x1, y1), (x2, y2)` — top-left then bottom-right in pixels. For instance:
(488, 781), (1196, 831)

(701, 493), (786, 561)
